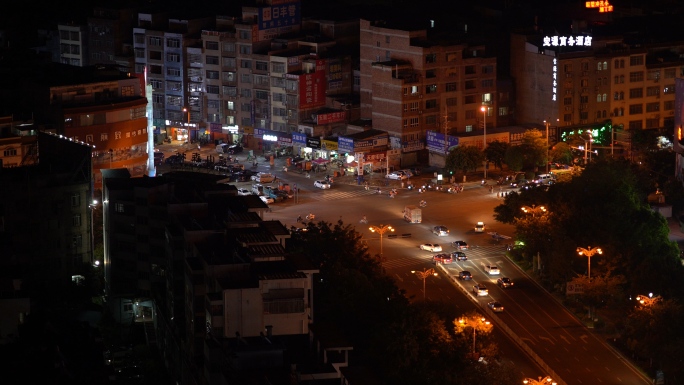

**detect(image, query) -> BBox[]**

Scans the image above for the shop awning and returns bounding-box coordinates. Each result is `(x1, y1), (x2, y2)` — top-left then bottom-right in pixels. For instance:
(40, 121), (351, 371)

(313, 157), (329, 164)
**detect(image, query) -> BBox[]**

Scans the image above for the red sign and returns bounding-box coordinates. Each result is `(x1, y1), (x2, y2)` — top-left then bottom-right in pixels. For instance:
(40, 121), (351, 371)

(299, 62), (326, 109)
(316, 111), (346, 125)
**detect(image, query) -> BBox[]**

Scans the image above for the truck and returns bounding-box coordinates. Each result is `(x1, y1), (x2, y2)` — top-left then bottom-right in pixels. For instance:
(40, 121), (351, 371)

(403, 205), (422, 223)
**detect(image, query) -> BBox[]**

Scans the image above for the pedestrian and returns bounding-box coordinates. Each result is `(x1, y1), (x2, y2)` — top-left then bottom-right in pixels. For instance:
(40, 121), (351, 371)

(497, 192), (500, 198)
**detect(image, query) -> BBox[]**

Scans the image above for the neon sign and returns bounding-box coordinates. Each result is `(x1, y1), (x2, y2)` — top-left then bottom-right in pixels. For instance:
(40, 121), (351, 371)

(586, 1), (613, 12)
(552, 58), (557, 101)
(543, 35), (592, 47)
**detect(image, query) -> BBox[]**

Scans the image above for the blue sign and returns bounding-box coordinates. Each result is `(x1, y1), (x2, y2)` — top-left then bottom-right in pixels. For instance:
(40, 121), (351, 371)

(338, 136), (354, 154)
(292, 132), (307, 145)
(426, 130), (459, 154)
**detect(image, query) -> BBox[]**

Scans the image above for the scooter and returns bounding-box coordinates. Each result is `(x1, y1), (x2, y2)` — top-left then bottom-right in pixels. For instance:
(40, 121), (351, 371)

(305, 213), (316, 221)
(419, 200), (427, 208)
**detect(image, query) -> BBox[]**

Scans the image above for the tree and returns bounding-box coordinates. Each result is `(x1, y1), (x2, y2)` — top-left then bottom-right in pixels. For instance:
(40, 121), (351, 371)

(504, 145), (525, 172)
(549, 141), (573, 165)
(520, 129), (548, 169)
(485, 140), (509, 170)
(446, 145), (484, 175)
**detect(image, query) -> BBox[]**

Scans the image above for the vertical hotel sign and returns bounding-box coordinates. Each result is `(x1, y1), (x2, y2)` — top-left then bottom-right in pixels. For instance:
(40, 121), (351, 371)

(299, 60), (327, 109)
(543, 35), (593, 101)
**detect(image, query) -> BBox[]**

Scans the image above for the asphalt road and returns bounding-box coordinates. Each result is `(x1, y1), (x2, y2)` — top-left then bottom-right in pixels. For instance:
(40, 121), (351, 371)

(151, 143), (653, 385)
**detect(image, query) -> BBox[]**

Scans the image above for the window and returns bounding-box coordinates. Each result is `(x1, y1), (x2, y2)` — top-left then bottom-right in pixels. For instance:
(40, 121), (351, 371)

(564, 64), (573, 72)
(629, 104), (643, 114)
(446, 97), (457, 106)
(425, 99), (437, 109)
(152, 94), (164, 104)
(207, 99), (220, 109)
(630, 55), (644, 66)
(464, 80), (476, 89)
(205, 41), (219, 50)
(465, 110), (476, 119)
(149, 37), (162, 46)
(223, 57), (236, 68)
(72, 235), (82, 249)
(425, 69), (436, 78)
(602, 94), (607, 102)
(255, 90), (268, 100)
(241, 60), (252, 69)
(255, 61), (268, 71)
(206, 56), (219, 65)
(446, 82), (457, 92)
(465, 65), (476, 75)
(239, 45), (251, 55)
(223, 42), (235, 52)
(206, 70), (219, 79)
(206, 85), (219, 94)
(646, 118), (659, 129)
(425, 115), (437, 124)
(425, 53), (437, 63)
(240, 73), (252, 83)
(241, 89), (252, 98)
(167, 68), (180, 77)
(580, 95), (588, 103)
(614, 75), (625, 84)
(647, 70), (660, 81)
(148, 50), (161, 60)
(481, 79), (493, 88)
(664, 68), (676, 79)
(629, 88), (643, 98)
(664, 84), (675, 94)
(3, 148), (17, 156)
(580, 111), (588, 120)
(166, 53), (180, 62)
(646, 102), (660, 112)
(628, 120), (643, 129)
(664, 100), (674, 110)
(409, 117), (419, 127)
(425, 84), (437, 94)
(564, 114), (572, 122)
(166, 38), (180, 48)
(271, 62), (285, 73)
(581, 79), (589, 87)
(150, 79), (163, 90)
(629, 71), (644, 82)
(647, 86), (660, 96)
(614, 59), (625, 69)
(498, 106), (508, 116)
(72, 214), (81, 227)
(564, 97), (572, 105)
(464, 95), (476, 104)
(166, 81), (181, 91)
(481, 65), (494, 74)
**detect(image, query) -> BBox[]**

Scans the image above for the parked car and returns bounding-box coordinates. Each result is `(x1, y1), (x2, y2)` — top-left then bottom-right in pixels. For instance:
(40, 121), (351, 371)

(432, 226), (450, 236)
(237, 188), (252, 196)
(251, 172), (275, 183)
(487, 301), (504, 312)
(510, 179), (528, 188)
(497, 277), (514, 288)
(259, 195), (274, 204)
(452, 240), (469, 250)
(433, 253), (453, 264)
(419, 243), (442, 252)
(452, 251), (468, 261)
(473, 283), (489, 296)
(458, 271), (472, 280)
(314, 180), (331, 189)
(399, 169), (413, 178)
(227, 144), (243, 154)
(385, 171), (408, 180)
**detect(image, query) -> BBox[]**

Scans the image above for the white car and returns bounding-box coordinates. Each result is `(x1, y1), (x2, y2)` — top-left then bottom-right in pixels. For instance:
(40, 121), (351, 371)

(419, 243), (442, 252)
(433, 226), (450, 236)
(237, 188), (252, 196)
(385, 171), (408, 180)
(259, 195), (274, 204)
(473, 284), (489, 297)
(314, 180), (331, 189)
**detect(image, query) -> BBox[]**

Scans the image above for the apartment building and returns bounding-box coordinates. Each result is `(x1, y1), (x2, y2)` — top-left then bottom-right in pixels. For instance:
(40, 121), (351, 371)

(87, 6), (137, 72)
(57, 23), (88, 67)
(359, 19), (498, 164)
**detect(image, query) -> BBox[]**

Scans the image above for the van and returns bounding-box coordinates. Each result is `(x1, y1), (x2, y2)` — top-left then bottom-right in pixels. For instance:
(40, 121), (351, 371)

(535, 173), (555, 185)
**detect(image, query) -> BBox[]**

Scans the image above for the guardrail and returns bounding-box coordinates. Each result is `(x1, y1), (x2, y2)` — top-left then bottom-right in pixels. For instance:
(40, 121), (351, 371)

(434, 263), (567, 385)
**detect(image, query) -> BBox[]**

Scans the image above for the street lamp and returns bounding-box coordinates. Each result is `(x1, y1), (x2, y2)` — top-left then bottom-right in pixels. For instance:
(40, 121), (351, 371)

(481, 105), (487, 180)
(521, 205), (547, 217)
(543, 119), (558, 173)
(368, 224), (394, 258)
(576, 246), (602, 279)
(579, 132), (593, 165)
(410, 268), (438, 300)
(635, 293), (661, 307)
(523, 376), (557, 385)
(455, 315), (492, 356)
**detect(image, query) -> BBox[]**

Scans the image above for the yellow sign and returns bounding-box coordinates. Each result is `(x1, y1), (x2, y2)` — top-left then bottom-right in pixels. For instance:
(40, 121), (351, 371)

(586, 0), (613, 12)
(321, 139), (338, 151)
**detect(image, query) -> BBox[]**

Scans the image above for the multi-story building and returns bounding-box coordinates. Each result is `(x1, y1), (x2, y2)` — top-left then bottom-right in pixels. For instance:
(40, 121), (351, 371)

(57, 23), (88, 67)
(359, 19), (499, 165)
(87, 6), (137, 72)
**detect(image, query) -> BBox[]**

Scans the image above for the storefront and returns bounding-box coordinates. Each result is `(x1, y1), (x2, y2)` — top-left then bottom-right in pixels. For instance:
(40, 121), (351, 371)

(292, 132), (307, 157)
(320, 138), (339, 161)
(306, 136), (322, 159)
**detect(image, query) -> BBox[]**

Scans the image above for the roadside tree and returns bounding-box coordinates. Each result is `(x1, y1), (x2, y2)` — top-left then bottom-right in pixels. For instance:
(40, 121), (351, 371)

(446, 145), (484, 175)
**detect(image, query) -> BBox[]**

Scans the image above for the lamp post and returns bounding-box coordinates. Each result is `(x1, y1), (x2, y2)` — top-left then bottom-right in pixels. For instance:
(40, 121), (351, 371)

(411, 268), (438, 300)
(543, 119), (558, 173)
(455, 315), (492, 356)
(88, 199), (98, 266)
(521, 205), (547, 217)
(635, 293), (661, 307)
(576, 246), (602, 279)
(523, 376), (557, 385)
(579, 132), (593, 165)
(368, 224), (394, 259)
(481, 105), (487, 180)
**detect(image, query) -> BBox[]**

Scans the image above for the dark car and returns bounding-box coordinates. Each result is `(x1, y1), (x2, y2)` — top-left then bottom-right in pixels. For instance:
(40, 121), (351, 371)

(452, 251), (467, 261)
(165, 154), (183, 164)
(458, 271), (472, 280)
(433, 253), (453, 264)
(232, 170), (256, 182)
(452, 240), (469, 250)
(227, 144), (243, 154)
(497, 277), (514, 288)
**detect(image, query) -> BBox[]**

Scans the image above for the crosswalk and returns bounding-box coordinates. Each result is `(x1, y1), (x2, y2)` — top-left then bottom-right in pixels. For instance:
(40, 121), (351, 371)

(303, 188), (378, 201)
(381, 245), (508, 271)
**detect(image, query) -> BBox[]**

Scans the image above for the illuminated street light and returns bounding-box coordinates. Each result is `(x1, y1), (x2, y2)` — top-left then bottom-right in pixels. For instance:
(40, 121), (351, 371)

(635, 293), (661, 307)
(576, 246), (602, 279)
(521, 205), (547, 217)
(523, 376), (557, 385)
(368, 224), (394, 258)
(411, 268), (438, 300)
(455, 315), (492, 355)
(543, 119), (558, 173)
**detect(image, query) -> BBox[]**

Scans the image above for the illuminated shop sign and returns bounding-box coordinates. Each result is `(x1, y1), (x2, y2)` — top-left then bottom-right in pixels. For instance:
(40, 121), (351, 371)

(585, 1), (613, 12)
(543, 35), (592, 47)
(552, 58), (557, 101)
(263, 134), (278, 142)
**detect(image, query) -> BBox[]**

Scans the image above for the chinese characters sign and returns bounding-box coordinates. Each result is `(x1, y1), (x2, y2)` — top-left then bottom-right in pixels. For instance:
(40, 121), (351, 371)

(585, 1), (613, 12)
(426, 130), (459, 154)
(543, 35), (593, 47)
(552, 58), (557, 102)
(299, 60), (326, 109)
(316, 111), (346, 125)
(256, 1), (301, 42)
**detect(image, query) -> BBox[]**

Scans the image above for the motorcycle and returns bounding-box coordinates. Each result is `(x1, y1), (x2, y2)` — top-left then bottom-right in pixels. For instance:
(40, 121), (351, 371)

(419, 200), (427, 208)
(305, 213), (316, 221)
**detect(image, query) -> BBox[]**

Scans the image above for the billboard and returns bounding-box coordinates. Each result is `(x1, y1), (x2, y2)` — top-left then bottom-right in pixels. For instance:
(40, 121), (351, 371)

(316, 110), (346, 125)
(299, 61), (326, 109)
(256, 1), (301, 42)
(338, 136), (354, 154)
(426, 130), (459, 154)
